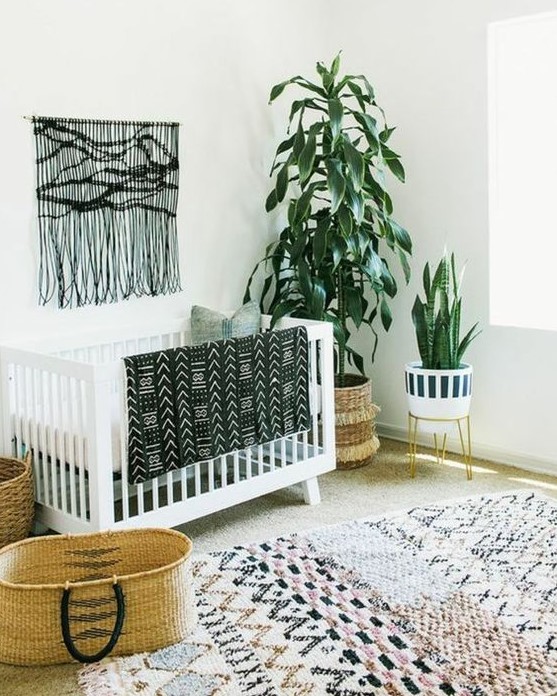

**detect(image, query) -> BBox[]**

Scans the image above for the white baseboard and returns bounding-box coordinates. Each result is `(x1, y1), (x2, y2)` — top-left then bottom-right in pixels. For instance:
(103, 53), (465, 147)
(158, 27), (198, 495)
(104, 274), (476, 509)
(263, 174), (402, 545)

(377, 421), (557, 478)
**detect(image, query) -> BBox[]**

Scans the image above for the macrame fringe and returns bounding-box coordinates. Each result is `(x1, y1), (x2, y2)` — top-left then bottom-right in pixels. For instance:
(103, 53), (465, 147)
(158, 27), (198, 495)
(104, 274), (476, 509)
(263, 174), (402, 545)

(336, 435), (380, 464)
(335, 403), (381, 427)
(38, 208), (181, 308)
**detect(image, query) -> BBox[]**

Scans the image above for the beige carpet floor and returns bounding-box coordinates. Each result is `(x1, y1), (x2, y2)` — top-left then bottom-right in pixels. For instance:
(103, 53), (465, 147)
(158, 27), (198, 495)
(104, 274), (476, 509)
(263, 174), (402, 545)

(2, 437), (557, 695)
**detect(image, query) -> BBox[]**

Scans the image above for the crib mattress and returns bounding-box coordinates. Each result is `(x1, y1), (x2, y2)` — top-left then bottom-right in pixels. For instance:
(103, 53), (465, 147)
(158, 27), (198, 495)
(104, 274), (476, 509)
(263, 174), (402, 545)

(17, 396), (123, 473)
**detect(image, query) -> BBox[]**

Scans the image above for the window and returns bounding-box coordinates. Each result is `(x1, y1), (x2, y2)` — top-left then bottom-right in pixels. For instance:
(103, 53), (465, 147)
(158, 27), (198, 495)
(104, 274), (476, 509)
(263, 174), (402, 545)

(489, 11), (557, 331)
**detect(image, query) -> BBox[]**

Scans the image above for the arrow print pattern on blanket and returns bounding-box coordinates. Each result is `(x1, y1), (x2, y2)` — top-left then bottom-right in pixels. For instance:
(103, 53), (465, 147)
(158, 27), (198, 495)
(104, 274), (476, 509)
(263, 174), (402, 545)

(124, 327), (310, 484)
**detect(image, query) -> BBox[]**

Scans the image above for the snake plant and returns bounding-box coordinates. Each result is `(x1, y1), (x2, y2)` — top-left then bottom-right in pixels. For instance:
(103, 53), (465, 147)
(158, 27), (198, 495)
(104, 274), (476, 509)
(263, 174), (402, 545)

(244, 54), (412, 386)
(412, 252), (480, 370)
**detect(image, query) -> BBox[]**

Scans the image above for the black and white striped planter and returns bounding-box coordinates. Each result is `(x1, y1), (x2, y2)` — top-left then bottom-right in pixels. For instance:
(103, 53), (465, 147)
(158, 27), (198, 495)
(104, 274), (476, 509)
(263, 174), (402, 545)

(404, 362), (473, 434)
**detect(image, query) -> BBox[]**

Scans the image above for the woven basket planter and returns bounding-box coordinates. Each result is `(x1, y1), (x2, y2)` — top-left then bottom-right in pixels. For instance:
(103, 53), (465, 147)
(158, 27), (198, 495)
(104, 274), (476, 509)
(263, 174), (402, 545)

(0, 527), (197, 665)
(0, 454), (34, 549)
(335, 374), (380, 470)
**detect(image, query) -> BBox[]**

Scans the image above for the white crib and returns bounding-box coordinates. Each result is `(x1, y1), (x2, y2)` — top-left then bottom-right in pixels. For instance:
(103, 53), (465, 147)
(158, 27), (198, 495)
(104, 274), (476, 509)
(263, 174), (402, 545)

(0, 316), (335, 534)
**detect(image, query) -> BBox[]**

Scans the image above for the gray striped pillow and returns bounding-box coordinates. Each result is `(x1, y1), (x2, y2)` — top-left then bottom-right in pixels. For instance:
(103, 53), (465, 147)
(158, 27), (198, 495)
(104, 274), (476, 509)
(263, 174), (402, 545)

(191, 301), (261, 345)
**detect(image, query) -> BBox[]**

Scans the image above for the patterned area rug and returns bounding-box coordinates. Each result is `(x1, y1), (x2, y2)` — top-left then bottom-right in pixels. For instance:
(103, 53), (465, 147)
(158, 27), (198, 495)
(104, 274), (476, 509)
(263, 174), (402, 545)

(79, 491), (557, 695)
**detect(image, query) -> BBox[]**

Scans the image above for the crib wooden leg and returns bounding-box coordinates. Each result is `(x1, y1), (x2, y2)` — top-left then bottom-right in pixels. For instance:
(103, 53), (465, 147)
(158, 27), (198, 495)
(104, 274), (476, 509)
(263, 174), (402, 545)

(300, 477), (321, 505)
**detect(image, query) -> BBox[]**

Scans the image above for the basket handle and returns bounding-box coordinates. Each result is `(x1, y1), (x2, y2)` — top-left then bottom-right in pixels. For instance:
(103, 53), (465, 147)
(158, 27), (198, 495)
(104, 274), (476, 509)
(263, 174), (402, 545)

(60, 581), (125, 663)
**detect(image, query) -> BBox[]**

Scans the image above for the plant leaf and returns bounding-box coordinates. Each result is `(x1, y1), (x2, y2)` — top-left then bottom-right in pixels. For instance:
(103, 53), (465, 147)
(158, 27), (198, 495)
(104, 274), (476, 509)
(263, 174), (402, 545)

(270, 80), (289, 102)
(345, 346), (366, 375)
(390, 220), (412, 254)
(271, 299), (300, 325)
(337, 205), (353, 238)
(326, 158), (346, 214)
(345, 286), (363, 328)
(310, 277), (327, 317)
(353, 112), (380, 154)
(316, 61), (334, 91)
(330, 52), (341, 78)
(411, 296), (430, 366)
(457, 322), (481, 365)
(380, 298), (392, 331)
(313, 219), (329, 267)
(398, 248), (411, 284)
(265, 188), (278, 213)
(293, 186), (314, 223)
(298, 128), (317, 184)
(274, 134), (296, 159)
(275, 163), (289, 203)
(297, 257), (312, 301)
(293, 122), (305, 161)
(328, 98), (343, 145)
(381, 262), (397, 298)
(423, 262), (431, 296)
(331, 238), (345, 271)
(342, 137), (365, 192)
(386, 157), (405, 183)
(342, 79), (368, 110)
(379, 127), (396, 143)
(290, 228), (308, 263)
(291, 77), (328, 98)
(288, 100), (306, 125)
(345, 181), (364, 224)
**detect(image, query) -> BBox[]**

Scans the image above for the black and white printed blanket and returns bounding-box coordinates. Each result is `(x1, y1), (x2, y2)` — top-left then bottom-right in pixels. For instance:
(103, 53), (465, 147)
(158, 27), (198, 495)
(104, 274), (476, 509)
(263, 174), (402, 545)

(123, 327), (310, 484)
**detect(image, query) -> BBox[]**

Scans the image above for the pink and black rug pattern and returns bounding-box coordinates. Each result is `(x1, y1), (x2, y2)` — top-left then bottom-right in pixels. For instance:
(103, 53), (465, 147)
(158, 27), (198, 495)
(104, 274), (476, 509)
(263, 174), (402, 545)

(81, 491), (557, 695)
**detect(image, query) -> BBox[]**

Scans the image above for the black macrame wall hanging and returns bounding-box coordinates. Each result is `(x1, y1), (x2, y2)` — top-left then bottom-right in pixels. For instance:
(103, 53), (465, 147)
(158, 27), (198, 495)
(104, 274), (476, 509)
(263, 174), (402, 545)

(32, 116), (181, 308)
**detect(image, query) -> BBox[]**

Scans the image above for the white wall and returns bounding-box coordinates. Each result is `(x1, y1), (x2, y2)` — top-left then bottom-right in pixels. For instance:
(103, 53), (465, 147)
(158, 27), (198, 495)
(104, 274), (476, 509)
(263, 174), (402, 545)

(1, 0), (556, 471)
(0, 0), (336, 344)
(345, 0), (557, 472)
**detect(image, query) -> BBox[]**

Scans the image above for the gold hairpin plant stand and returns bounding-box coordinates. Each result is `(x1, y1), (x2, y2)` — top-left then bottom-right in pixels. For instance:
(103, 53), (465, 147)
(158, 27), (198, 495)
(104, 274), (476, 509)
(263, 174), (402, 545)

(408, 413), (473, 480)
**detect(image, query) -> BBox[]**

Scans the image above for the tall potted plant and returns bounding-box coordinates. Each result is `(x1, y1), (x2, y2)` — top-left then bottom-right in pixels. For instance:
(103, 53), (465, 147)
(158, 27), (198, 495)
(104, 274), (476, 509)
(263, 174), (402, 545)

(405, 251), (481, 477)
(245, 54), (412, 468)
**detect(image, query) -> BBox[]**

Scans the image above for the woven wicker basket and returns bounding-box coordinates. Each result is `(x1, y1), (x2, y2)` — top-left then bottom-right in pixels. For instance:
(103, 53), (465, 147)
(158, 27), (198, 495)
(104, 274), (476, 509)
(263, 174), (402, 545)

(0, 454), (34, 549)
(0, 527), (196, 665)
(335, 374), (380, 470)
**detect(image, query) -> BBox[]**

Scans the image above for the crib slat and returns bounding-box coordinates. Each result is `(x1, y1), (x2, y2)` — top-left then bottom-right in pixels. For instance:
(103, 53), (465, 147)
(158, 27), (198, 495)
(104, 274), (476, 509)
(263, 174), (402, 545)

(76, 381), (87, 521)
(137, 482), (145, 515)
(318, 326), (335, 460)
(280, 438), (287, 469)
(37, 372), (49, 507)
(29, 368), (41, 502)
(220, 455), (227, 488)
(21, 367), (31, 465)
(269, 436), (275, 472)
(166, 472), (174, 505)
(208, 460), (215, 492)
(56, 374), (67, 514)
(233, 451), (240, 484)
(310, 338), (319, 456)
(13, 365), (22, 460)
(67, 377), (77, 517)
(194, 462), (201, 497)
(152, 476), (160, 510)
(302, 429), (309, 463)
(46, 373), (59, 510)
(246, 449), (252, 479)
(180, 467), (187, 501)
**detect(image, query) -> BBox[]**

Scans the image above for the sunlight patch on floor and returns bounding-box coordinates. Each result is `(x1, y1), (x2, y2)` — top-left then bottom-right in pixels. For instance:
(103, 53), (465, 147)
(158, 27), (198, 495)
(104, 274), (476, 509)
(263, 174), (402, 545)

(509, 477), (557, 492)
(413, 453), (498, 475)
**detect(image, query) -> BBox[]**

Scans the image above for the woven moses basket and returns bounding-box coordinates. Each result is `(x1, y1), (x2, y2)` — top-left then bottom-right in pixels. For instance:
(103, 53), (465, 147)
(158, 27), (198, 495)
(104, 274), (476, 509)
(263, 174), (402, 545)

(0, 453), (34, 549)
(0, 527), (196, 665)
